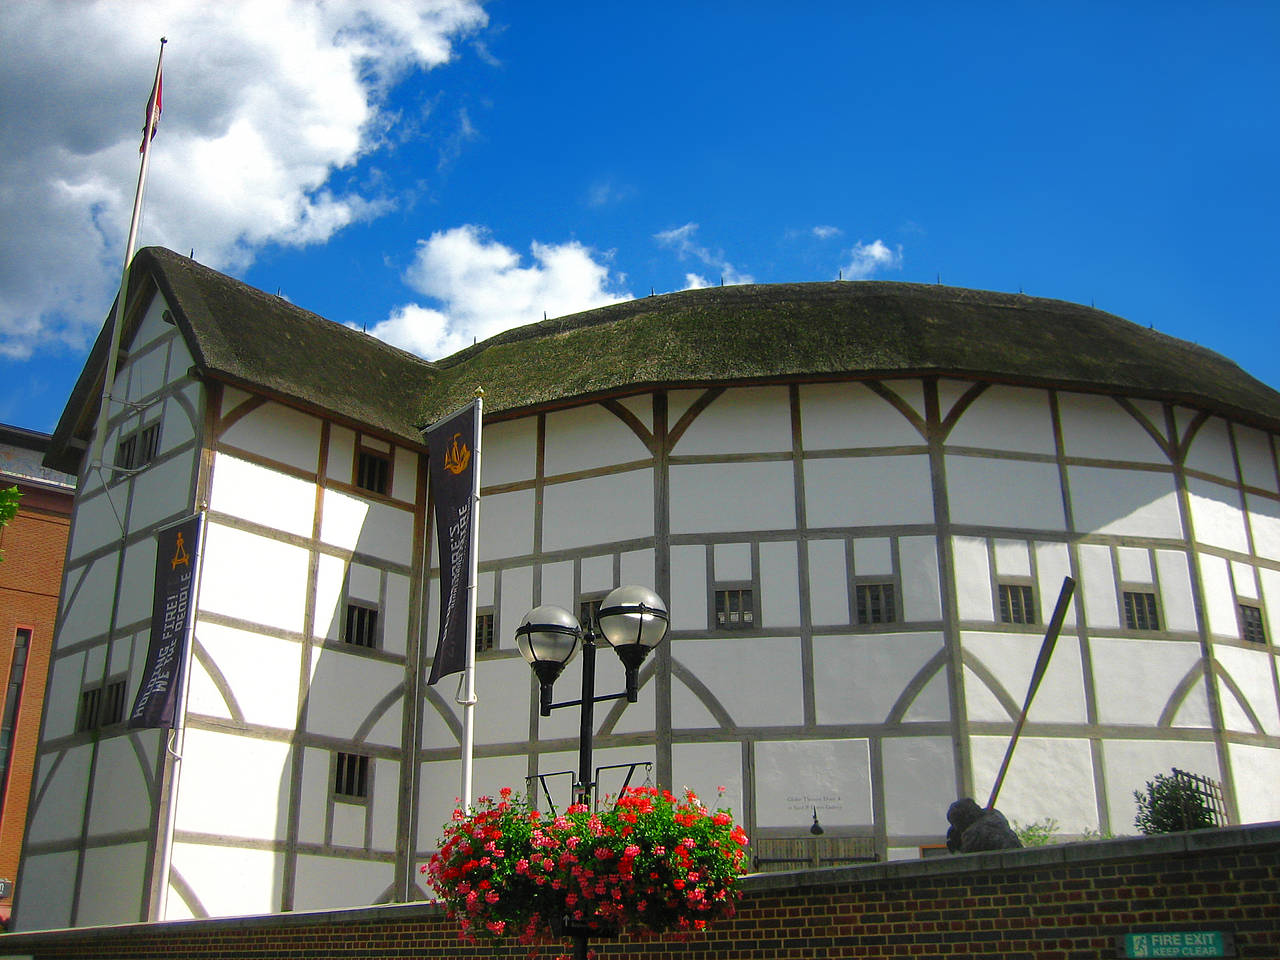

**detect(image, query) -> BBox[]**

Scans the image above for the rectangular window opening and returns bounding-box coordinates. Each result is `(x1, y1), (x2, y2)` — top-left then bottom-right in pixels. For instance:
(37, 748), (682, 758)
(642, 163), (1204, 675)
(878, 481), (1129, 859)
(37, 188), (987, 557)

(335, 752), (370, 800)
(101, 678), (127, 726)
(855, 582), (897, 625)
(476, 612), (495, 652)
(714, 588), (755, 629)
(1240, 604), (1267, 644)
(356, 450), (391, 495)
(137, 422), (161, 465)
(344, 602), (379, 649)
(1123, 591), (1160, 631)
(998, 584), (1037, 625)
(77, 687), (101, 733)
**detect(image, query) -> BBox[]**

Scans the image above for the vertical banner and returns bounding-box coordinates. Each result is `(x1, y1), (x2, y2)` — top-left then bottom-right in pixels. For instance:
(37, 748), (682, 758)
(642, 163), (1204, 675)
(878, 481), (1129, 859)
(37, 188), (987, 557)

(426, 400), (479, 685)
(129, 513), (202, 729)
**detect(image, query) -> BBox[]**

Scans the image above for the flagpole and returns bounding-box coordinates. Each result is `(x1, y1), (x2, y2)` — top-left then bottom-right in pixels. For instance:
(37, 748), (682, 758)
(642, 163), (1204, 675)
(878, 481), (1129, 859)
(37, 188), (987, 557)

(89, 37), (166, 472)
(459, 390), (483, 807)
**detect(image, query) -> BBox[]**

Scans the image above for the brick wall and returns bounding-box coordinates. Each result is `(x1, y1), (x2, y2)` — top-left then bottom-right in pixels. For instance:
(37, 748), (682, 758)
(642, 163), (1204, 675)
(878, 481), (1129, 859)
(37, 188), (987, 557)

(2, 823), (1276, 959)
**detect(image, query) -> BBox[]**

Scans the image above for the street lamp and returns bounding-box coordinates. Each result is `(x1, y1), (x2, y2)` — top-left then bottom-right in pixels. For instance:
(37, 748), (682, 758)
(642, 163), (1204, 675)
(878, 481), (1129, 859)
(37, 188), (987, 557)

(515, 585), (669, 808)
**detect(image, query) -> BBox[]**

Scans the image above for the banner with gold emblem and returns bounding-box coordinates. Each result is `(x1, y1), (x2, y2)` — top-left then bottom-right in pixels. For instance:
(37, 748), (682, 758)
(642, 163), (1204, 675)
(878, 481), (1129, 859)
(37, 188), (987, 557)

(129, 512), (203, 729)
(426, 400), (480, 685)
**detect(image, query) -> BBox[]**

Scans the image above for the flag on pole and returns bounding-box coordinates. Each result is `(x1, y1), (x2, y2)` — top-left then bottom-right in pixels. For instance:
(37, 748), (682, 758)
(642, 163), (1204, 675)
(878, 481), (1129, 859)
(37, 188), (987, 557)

(139, 65), (163, 153)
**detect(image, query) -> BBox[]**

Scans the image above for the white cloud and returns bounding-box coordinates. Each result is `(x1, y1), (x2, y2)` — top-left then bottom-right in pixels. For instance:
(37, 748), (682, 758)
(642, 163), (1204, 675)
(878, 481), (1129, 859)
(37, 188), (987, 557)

(812, 225), (842, 239)
(655, 222), (754, 287)
(0, 0), (486, 358)
(366, 225), (631, 358)
(843, 239), (903, 280)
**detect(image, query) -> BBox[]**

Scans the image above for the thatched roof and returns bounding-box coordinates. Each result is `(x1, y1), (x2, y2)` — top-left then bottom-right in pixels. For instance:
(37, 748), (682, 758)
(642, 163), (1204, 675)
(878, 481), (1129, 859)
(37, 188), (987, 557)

(47, 248), (1280, 473)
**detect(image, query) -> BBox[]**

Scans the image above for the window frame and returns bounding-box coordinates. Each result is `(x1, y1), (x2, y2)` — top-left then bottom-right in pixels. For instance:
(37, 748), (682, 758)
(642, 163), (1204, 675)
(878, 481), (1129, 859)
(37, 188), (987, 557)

(115, 419), (163, 471)
(343, 600), (381, 650)
(475, 608), (496, 653)
(997, 581), (1038, 626)
(1122, 588), (1162, 632)
(712, 583), (756, 631)
(853, 579), (898, 626)
(354, 446), (393, 496)
(1239, 602), (1267, 645)
(333, 751), (371, 803)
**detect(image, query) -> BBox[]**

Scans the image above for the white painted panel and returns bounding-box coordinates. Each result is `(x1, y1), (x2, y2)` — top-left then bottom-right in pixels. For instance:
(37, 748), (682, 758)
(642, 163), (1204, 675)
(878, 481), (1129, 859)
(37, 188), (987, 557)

(475, 488), (535, 561)
(671, 664), (726, 730)
(130, 457), (197, 530)
(852, 537), (892, 575)
(332, 800), (364, 848)
(1187, 477), (1249, 553)
(545, 402), (654, 473)
(1091, 638), (1207, 726)
(1077, 543), (1119, 628)
(115, 537), (160, 629)
(392, 446), (418, 503)
(962, 631), (1086, 723)
(175, 729), (292, 840)
(77, 842), (146, 925)
(799, 381), (924, 450)
(478, 570), (495, 607)
(68, 492), (125, 559)
(1058, 392), (1167, 463)
(293, 856), (393, 911)
(898, 536), (941, 622)
(1215, 646), (1279, 735)
(108, 631), (138, 681)
(480, 417), (537, 487)
(193, 622), (302, 729)
(297, 747), (330, 845)
(881, 737), (955, 835)
(580, 555), (612, 594)
(1234, 426), (1277, 493)
(619, 548), (655, 591)
(1116, 547), (1152, 583)
(210, 453), (316, 537)
(946, 456), (1065, 530)
(1231, 561), (1258, 601)
(474, 658), (533, 746)
(308, 650), (402, 744)
(754, 739), (872, 828)
(200, 523), (309, 633)
(1034, 542), (1076, 628)
(808, 539), (849, 626)
(993, 539), (1031, 577)
(160, 384), (201, 453)
(88, 736), (154, 834)
(675, 386), (792, 455)
(805, 456), (931, 528)
(220, 401), (322, 474)
(356, 501), (415, 565)
(1229, 743), (1280, 823)
(314, 553), (346, 642)
(760, 541), (800, 628)
(540, 560), (574, 609)
(124, 343), (169, 405)
(1068, 466), (1182, 539)
(1197, 554), (1238, 639)
(13, 850), (77, 930)
(543, 471), (657, 552)
(969, 737), (1097, 832)
(670, 545), (707, 631)
(1183, 417), (1236, 481)
(671, 461), (795, 534)
(26, 744), (92, 843)
(1246, 493), (1280, 561)
(220, 386), (253, 418)
(44, 652), (86, 739)
(473, 755), (531, 808)
(326, 425), (355, 482)
(890, 380), (927, 422)
(602, 669), (656, 736)
(498, 566), (534, 655)
(537, 648), (629, 742)
(348, 562), (379, 602)
(170, 843), (285, 917)
(418, 759), (461, 849)
(671, 742), (744, 825)
(1154, 550), (1197, 633)
(813, 634), (945, 724)
(384, 572), (410, 658)
(713, 542), (751, 581)
(953, 536), (993, 621)
(946, 385), (1055, 455)
(672, 637), (802, 726)
(1101, 739), (1219, 833)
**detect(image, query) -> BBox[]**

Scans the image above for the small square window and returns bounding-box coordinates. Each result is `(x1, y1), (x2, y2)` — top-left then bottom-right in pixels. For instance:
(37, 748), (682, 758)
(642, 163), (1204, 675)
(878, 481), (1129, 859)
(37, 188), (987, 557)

(344, 602), (379, 648)
(1240, 604), (1266, 644)
(714, 588), (755, 629)
(76, 687), (100, 733)
(356, 450), (390, 495)
(1123, 591), (1160, 631)
(335, 752), (369, 800)
(855, 583), (897, 624)
(476, 612), (495, 652)
(998, 584), (1036, 625)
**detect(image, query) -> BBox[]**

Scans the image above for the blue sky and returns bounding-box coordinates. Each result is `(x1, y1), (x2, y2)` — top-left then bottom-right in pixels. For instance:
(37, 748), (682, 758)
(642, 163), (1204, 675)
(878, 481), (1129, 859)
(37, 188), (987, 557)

(1, 2), (1277, 434)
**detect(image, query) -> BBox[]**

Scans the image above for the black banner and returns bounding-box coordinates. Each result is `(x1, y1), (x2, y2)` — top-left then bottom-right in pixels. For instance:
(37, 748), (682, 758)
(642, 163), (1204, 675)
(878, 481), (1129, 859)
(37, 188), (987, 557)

(128, 513), (202, 729)
(426, 402), (478, 685)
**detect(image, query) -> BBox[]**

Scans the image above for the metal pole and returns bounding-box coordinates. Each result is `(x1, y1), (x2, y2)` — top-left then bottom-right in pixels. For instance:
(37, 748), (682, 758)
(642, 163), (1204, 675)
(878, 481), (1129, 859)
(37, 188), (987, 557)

(576, 633), (595, 809)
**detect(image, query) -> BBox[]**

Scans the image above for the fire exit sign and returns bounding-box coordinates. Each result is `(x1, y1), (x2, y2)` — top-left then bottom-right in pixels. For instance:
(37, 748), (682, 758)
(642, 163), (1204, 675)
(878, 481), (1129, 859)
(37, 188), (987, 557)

(1117, 931), (1233, 958)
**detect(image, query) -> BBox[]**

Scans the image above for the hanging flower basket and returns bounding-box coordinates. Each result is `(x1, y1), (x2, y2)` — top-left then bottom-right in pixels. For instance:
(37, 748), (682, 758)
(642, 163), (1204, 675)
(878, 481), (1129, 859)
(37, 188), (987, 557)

(423, 785), (749, 948)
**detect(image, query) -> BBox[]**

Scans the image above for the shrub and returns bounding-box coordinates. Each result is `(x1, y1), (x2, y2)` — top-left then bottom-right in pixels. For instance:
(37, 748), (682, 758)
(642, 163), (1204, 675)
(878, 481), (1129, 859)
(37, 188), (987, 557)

(1012, 817), (1059, 846)
(1133, 771), (1215, 834)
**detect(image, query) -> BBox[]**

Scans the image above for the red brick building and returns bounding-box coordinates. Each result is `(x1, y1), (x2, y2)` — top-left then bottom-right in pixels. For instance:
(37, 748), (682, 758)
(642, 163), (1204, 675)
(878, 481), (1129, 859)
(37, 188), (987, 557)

(0, 425), (75, 924)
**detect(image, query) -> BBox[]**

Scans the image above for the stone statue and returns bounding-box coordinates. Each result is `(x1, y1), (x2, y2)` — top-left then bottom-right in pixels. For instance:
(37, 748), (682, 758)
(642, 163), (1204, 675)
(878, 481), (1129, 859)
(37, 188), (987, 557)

(946, 798), (1022, 853)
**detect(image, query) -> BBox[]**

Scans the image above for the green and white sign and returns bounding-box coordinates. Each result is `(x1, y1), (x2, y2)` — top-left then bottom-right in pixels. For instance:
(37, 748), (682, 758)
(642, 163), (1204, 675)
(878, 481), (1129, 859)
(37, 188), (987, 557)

(1119, 931), (1232, 958)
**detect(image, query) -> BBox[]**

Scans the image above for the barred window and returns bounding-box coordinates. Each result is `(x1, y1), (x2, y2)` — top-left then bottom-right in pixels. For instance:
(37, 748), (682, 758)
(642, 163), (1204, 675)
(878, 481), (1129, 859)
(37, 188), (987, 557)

(1240, 604), (1266, 644)
(714, 588), (755, 629)
(1124, 591), (1160, 631)
(335, 752), (369, 800)
(476, 612), (495, 652)
(344, 602), (379, 648)
(76, 687), (101, 733)
(579, 598), (603, 633)
(115, 421), (162, 470)
(100, 678), (127, 726)
(998, 584), (1036, 625)
(855, 583), (897, 624)
(356, 450), (390, 495)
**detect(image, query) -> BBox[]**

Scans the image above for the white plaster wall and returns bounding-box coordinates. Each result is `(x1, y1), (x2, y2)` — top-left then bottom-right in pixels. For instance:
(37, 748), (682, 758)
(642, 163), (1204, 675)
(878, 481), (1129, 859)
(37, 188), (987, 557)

(87, 736), (154, 834)
(43, 652), (86, 740)
(471, 657), (533, 745)
(114, 536), (160, 629)
(192, 622), (302, 729)
(1231, 561), (1259, 600)
(881, 737), (955, 836)
(326, 425), (355, 483)
(219, 402), (322, 474)
(1183, 417), (1236, 482)
(670, 668), (723, 730)
(199, 523), (310, 633)
(480, 417), (537, 487)
(671, 742), (745, 823)
(672, 637), (803, 726)
(313, 554), (346, 642)
(674, 387), (792, 455)
(1246, 493), (1280, 561)
(993, 539), (1031, 576)
(953, 536), (993, 621)
(417, 759), (461, 849)
(475, 488), (535, 561)
(174, 729), (292, 840)
(351, 499), (415, 565)
(1077, 543), (1120, 628)
(372, 757), (400, 850)
(384, 572), (410, 658)
(67, 492), (125, 559)
(945, 386), (1055, 455)
(293, 856), (394, 912)
(160, 382), (202, 452)
(540, 559), (574, 608)
(169, 843), (285, 918)
(804, 456), (932, 528)
(852, 538), (892, 575)
(898, 536), (941, 621)
(210, 453), (316, 538)
(620, 548), (655, 592)
(542, 470), (654, 552)
(545, 402), (654, 472)
(26, 745), (92, 844)
(962, 632), (1086, 723)
(580, 555), (613, 594)
(307, 650), (403, 746)
(296, 747), (331, 845)
(1234, 426), (1277, 492)
(14, 850), (78, 929)
(1155, 550), (1198, 633)
(813, 634), (946, 723)
(808, 539), (849, 626)
(798, 382), (924, 450)
(714, 542), (751, 581)
(56, 557), (118, 646)
(754, 739), (872, 828)
(1186, 477), (1249, 553)
(498, 566), (535, 652)
(671, 461), (796, 533)
(1228, 743), (1280, 823)
(1068, 466), (1182, 539)
(1215, 646), (1279, 735)
(77, 842), (147, 926)
(392, 446), (418, 503)
(969, 736), (1097, 832)
(946, 456), (1065, 530)
(1091, 638), (1208, 727)
(1116, 547), (1151, 583)
(759, 540), (800, 627)
(1100, 738), (1219, 834)
(537, 650), (632, 742)
(1035, 542), (1076, 627)
(1057, 393), (1168, 463)
(1198, 554), (1239, 639)
(670, 545), (707, 631)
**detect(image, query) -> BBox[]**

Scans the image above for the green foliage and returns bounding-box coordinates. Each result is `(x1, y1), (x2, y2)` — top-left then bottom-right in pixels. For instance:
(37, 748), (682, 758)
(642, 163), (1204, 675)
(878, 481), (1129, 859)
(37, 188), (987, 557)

(1133, 771), (1216, 835)
(1077, 825), (1116, 841)
(0, 485), (20, 561)
(1012, 817), (1060, 846)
